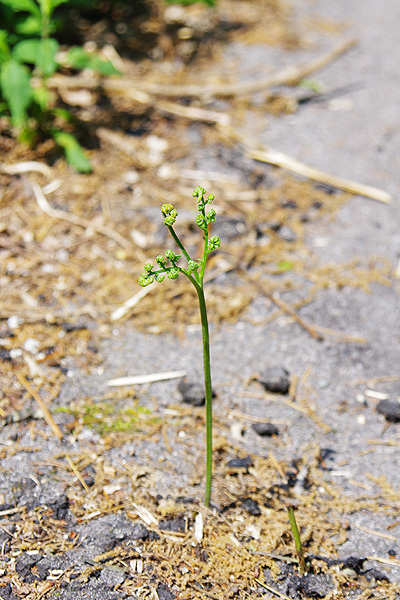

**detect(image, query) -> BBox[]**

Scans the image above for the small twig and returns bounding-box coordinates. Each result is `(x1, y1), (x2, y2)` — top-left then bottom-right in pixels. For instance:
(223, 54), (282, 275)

(0, 506), (26, 517)
(106, 370), (186, 387)
(162, 424), (172, 453)
(248, 147), (392, 204)
(0, 161), (52, 177)
(30, 180), (132, 250)
(254, 578), (292, 600)
(111, 287), (152, 321)
(241, 270), (323, 340)
(65, 455), (90, 493)
(16, 373), (63, 441)
(229, 409), (287, 425)
(368, 439), (400, 447)
(367, 555), (400, 567)
(353, 523), (397, 541)
(47, 38), (356, 98)
(268, 450), (286, 479)
(157, 99), (231, 126)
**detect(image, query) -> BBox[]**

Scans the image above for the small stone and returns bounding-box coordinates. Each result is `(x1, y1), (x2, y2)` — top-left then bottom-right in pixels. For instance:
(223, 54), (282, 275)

(159, 518), (186, 533)
(340, 556), (366, 573)
(241, 498), (261, 516)
(362, 567), (390, 582)
(279, 225), (297, 242)
(0, 348), (11, 361)
(156, 582), (176, 600)
(98, 566), (126, 588)
(178, 377), (216, 407)
(300, 573), (333, 598)
(257, 367), (291, 394)
(131, 523), (149, 540)
(377, 399), (400, 422)
(227, 456), (253, 469)
(252, 422), (279, 437)
(16, 552), (42, 582)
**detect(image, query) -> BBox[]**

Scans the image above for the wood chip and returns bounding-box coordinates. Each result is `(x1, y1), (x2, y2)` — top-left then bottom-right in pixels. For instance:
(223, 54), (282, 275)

(107, 370), (186, 386)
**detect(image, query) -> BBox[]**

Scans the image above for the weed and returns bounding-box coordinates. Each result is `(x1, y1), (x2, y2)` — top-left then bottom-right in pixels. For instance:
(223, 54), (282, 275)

(286, 503), (309, 575)
(0, 0), (118, 171)
(139, 186), (220, 506)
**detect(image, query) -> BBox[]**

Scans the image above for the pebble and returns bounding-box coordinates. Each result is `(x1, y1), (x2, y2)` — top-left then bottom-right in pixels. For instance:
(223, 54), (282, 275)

(131, 522), (149, 540)
(257, 367), (291, 394)
(252, 422), (279, 437)
(156, 582), (176, 600)
(23, 338), (40, 354)
(377, 399), (400, 422)
(279, 225), (297, 242)
(159, 518), (186, 533)
(227, 456), (253, 469)
(241, 498), (261, 516)
(178, 377), (216, 406)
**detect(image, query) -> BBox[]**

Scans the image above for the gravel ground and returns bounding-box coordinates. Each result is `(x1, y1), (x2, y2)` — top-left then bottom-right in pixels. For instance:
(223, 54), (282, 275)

(1, 0), (400, 598)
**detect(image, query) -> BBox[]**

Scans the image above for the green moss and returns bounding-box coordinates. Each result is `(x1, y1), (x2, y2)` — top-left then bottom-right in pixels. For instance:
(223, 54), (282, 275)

(56, 401), (157, 435)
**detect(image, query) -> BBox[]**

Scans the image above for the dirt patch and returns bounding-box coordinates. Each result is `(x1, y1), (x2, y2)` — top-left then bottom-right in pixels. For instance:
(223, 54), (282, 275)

(1, 0), (399, 598)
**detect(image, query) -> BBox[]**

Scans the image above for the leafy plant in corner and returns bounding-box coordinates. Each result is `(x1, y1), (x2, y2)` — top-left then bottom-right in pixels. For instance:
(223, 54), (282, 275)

(138, 186), (220, 507)
(0, 0), (118, 172)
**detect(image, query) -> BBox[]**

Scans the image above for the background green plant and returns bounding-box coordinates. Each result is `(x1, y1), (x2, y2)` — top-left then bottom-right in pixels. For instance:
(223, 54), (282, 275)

(0, 0), (216, 171)
(0, 0), (123, 171)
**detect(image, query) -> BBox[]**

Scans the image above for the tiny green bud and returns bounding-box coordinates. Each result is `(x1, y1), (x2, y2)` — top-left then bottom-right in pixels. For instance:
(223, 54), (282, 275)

(165, 249), (182, 262)
(187, 260), (200, 273)
(156, 255), (167, 267)
(144, 263), (153, 272)
(138, 272), (154, 287)
(196, 214), (207, 231)
(193, 186), (206, 198)
(161, 203), (174, 216)
(168, 267), (180, 280)
(164, 215), (176, 226)
(155, 273), (165, 283)
(207, 209), (216, 223)
(207, 194), (215, 203)
(208, 235), (221, 251)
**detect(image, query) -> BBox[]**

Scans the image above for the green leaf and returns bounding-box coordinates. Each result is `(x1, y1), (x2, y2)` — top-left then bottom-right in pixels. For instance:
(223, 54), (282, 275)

(52, 106), (73, 122)
(13, 37), (59, 75)
(0, 59), (32, 125)
(15, 15), (42, 35)
(0, 0), (41, 17)
(37, 37), (59, 76)
(32, 83), (51, 110)
(12, 38), (41, 64)
(65, 46), (119, 76)
(38, 0), (66, 18)
(0, 30), (11, 62)
(52, 130), (92, 173)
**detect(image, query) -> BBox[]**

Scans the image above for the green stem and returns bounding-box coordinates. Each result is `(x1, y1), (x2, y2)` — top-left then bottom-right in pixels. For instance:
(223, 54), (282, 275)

(195, 284), (213, 507)
(168, 225), (200, 284)
(286, 504), (307, 575)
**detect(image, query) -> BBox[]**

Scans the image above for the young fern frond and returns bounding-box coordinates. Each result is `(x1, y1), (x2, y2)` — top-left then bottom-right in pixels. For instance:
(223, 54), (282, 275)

(139, 186), (220, 506)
